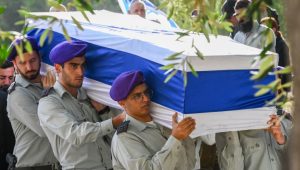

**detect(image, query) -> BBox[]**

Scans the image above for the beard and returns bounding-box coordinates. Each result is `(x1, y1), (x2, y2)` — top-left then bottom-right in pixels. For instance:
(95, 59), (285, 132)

(238, 19), (253, 33)
(19, 70), (40, 80)
(16, 63), (41, 81)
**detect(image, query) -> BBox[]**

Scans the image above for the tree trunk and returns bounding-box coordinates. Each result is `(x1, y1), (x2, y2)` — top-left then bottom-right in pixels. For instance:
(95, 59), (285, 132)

(285, 0), (300, 169)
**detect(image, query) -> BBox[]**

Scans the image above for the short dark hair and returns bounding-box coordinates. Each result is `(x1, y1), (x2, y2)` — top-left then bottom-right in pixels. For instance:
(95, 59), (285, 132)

(234, 0), (250, 10)
(222, 0), (237, 20)
(7, 36), (39, 61)
(0, 60), (13, 69)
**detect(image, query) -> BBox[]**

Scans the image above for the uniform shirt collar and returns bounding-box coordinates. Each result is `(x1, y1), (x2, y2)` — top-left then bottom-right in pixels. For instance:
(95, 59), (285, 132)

(53, 81), (87, 100)
(15, 74), (42, 88)
(126, 114), (157, 132)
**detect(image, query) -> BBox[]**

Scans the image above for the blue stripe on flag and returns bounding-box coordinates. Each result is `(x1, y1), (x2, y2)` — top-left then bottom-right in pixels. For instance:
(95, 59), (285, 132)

(28, 29), (275, 114)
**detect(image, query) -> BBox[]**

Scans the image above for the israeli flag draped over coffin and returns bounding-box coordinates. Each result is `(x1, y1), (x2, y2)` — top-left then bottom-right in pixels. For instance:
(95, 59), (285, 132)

(28, 10), (277, 138)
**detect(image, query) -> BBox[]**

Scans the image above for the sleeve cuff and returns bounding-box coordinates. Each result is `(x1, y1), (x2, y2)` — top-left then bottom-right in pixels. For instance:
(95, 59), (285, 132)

(163, 135), (182, 152)
(99, 118), (115, 135)
(274, 135), (287, 150)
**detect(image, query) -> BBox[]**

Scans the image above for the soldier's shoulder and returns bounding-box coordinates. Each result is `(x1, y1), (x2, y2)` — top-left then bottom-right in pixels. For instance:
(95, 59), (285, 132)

(117, 120), (131, 135)
(7, 82), (17, 94)
(41, 87), (55, 98)
(7, 82), (28, 98)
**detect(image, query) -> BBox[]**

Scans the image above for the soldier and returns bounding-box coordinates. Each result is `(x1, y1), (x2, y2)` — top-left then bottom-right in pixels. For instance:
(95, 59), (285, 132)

(0, 61), (15, 170)
(216, 2), (292, 169)
(6, 36), (57, 169)
(0, 61), (14, 91)
(110, 70), (197, 170)
(38, 40), (125, 169)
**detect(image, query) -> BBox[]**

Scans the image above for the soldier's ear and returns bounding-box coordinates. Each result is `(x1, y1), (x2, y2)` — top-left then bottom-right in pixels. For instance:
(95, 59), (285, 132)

(118, 100), (126, 108)
(12, 60), (17, 71)
(54, 64), (62, 73)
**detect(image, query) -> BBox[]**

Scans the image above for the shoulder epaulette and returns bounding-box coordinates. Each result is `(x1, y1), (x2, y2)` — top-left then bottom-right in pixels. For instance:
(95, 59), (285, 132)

(41, 87), (54, 98)
(8, 82), (16, 94)
(117, 120), (130, 135)
(285, 113), (294, 122)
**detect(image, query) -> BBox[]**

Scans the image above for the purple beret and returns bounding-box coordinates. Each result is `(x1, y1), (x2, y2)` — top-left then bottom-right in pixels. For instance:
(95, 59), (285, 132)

(110, 71), (145, 101)
(49, 40), (87, 64)
(7, 36), (39, 61)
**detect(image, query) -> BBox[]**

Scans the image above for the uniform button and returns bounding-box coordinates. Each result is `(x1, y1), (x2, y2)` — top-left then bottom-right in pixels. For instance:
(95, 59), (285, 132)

(271, 158), (274, 161)
(268, 144), (271, 147)
(228, 137), (231, 140)
(231, 154), (234, 158)
(256, 143), (260, 147)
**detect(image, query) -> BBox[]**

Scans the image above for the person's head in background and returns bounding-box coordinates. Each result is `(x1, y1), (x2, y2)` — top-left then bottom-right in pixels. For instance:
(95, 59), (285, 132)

(49, 4), (67, 12)
(128, 0), (146, 18)
(7, 36), (41, 83)
(234, 0), (252, 33)
(222, 0), (238, 26)
(260, 17), (281, 37)
(0, 61), (14, 91)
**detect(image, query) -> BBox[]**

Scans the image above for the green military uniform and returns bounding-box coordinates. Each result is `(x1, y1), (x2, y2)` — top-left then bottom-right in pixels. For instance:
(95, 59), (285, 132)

(111, 114), (196, 170)
(38, 81), (115, 170)
(7, 74), (57, 168)
(216, 118), (292, 170)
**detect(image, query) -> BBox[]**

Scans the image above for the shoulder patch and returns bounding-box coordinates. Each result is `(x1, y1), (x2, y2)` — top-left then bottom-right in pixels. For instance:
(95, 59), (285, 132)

(41, 87), (54, 98)
(117, 120), (130, 135)
(285, 113), (294, 122)
(8, 82), (16, 94)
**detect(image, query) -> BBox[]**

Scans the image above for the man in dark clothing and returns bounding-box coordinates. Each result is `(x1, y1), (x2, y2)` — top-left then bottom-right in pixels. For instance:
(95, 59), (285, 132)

(221, 0), (239, 38)
(0, 61), (14, 91)
(261, 17), (289, 68)
(0, 61), (15, 170)
(261, 17), (291, 85)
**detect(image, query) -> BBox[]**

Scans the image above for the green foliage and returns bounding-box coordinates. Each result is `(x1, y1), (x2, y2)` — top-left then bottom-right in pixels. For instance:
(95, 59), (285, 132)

(0, 39), (10, 64)
(0, 6), (6, 15)
(0, 0), (120, 32)
(0, 0), (121, 64)
(163, 0), (230, 35)
(159, 0), (231, 87)
(160, 0), (292, 109)
(271, 0), (286, 35)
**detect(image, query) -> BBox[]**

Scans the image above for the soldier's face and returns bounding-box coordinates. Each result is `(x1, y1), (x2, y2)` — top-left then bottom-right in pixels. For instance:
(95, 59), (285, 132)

(120, 83), (151, 118)
(58, 56), (85, 89)
(13, 51), (40, 81)
(129, 2), (146, 18)
(0, 67), (14, 90)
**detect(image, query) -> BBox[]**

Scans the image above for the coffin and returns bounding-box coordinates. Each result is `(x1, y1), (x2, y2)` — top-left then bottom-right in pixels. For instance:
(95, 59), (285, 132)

(28, 10), (277, 137)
